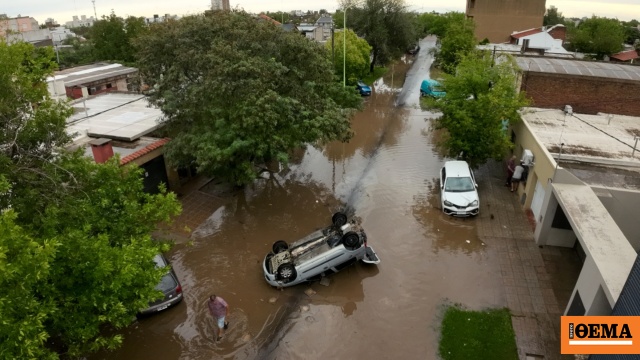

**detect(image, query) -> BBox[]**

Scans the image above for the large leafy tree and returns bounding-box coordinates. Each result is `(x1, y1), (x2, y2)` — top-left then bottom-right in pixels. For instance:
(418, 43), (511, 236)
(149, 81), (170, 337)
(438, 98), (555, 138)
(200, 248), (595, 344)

(543, 6), (565, 26)
(438, 18), (476, 74)
(0, 40), (181, 358)
(326, 29), (372, 84)
(90, 12), (148, 64)
(426, 53), (530, 167)
(134, 11), (362, 185)
(416, 11), (466, 39)
(344, 0), (416, 72)
(568, 16), (625, 59)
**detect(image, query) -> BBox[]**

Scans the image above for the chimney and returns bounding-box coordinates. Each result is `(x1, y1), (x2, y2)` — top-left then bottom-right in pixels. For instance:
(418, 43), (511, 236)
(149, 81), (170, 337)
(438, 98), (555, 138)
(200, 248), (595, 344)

(89, 138), (114, 163)
(520, 39), (530, 54)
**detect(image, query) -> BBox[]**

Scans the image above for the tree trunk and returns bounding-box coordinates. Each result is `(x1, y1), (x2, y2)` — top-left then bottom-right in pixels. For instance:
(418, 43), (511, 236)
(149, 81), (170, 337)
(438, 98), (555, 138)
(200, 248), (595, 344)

(370, 48), (378, 73)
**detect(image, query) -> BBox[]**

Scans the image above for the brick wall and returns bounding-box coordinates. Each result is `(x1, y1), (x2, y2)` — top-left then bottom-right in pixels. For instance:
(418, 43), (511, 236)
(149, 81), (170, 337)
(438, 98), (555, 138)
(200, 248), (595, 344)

(520, 72), (640, 116)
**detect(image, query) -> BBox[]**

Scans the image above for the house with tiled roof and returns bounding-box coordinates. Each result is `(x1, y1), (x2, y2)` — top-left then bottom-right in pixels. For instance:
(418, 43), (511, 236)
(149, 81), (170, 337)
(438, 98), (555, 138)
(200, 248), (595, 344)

(508, 25), (568, 55)
(610, 49), (639, 64)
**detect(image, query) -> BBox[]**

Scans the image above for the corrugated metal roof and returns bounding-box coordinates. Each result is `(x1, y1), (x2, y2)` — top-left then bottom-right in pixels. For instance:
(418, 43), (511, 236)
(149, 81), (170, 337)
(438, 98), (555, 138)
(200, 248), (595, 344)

(55, 63), (138, 87)
(516, 57), (640, 81)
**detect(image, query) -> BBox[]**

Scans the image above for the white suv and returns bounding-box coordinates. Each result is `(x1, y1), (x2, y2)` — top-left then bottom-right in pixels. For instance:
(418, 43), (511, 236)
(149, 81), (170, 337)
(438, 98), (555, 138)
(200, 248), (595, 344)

(440, 161), (479, 217)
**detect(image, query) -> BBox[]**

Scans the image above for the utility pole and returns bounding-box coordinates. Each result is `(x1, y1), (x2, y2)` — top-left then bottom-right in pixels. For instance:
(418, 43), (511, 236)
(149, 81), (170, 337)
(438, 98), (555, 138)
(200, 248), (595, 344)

(331, 23), (335, 66)
(92, 0), (97, 19)
(343, 7), (346, 87)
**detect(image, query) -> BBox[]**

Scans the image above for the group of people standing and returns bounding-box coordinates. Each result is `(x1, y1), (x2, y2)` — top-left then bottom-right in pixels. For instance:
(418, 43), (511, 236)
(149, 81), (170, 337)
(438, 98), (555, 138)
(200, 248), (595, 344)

(506, 155), (526, 192)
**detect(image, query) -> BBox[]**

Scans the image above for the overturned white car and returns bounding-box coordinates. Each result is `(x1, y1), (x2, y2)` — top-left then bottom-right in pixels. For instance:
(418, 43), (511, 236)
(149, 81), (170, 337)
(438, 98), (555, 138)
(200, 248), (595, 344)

(263, 212), (380, 287)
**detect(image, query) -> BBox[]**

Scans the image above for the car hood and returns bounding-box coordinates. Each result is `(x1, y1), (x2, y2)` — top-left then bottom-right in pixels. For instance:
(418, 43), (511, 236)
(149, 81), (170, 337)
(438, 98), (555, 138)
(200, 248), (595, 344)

(443, 191), (478, 207)
(361, 85), (371, 92)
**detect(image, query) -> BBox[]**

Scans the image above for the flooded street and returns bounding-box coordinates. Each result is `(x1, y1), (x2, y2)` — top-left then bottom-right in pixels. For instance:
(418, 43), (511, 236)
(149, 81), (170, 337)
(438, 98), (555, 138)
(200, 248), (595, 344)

(95, 37), (505, 360)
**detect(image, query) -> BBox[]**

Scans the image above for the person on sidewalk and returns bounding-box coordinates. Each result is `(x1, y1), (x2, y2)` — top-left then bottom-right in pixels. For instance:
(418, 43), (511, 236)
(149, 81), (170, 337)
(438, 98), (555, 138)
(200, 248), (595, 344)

(506, 155), (516, 187)
(511, 162), (525, 192)
(208, 295), (229, 341)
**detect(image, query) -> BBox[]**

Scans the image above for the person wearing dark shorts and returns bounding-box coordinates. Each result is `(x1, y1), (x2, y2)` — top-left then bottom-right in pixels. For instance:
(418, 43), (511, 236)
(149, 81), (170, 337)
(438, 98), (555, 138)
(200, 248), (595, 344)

(506, 155), (516, 186)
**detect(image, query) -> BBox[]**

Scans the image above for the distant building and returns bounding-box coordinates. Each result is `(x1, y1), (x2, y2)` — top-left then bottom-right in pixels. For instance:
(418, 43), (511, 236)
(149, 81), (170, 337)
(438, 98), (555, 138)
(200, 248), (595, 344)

(465, 0), (546, 43)
(298, 23), (324, 42)
(0, 15), (39, 37)
(211, 0), (230, 11)
(610, 49), (639, 64)
(315, 15), (333, 42)
(65, 15), (96, 28)
(145, 14), (179, 24)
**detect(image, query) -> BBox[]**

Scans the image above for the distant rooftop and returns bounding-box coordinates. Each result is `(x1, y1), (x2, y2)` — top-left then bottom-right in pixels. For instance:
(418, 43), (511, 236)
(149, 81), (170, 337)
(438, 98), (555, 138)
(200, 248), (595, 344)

(516, 57), (640, 81)
(67, 93), (163, 142)
(523, 107), (640, 189)
(50, 63), (138, 87)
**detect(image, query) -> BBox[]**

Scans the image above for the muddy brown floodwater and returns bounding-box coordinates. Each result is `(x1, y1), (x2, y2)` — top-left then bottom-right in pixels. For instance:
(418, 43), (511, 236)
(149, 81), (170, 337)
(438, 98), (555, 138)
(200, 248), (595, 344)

(92, 37), (505, 360)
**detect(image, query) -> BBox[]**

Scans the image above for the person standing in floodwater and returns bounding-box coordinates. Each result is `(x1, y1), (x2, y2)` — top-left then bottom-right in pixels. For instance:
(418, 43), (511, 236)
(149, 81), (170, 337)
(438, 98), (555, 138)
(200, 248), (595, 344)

(208, 295), (229, 341)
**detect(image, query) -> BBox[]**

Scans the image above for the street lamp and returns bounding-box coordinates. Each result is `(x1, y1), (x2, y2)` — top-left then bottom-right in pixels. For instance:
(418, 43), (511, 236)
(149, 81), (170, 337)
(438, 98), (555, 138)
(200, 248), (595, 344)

(343, 7), (346, 87)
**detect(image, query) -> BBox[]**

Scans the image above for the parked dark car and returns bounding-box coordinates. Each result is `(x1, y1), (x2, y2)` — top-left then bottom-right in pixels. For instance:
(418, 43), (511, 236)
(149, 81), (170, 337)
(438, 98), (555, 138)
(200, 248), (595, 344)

(139, 254), (183, 316)
(408, 44), (420, 55)
(355, 80), (372, 96)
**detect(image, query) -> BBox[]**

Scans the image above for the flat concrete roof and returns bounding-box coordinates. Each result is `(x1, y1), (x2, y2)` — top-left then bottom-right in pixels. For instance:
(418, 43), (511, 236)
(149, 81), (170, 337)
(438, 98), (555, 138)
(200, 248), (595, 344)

(516, 57), (640, 81)
(553, 183), (636, 302)
(49, 63), (137, 87)
(522, 108), (640, 165)
(67, 93), (163, 142)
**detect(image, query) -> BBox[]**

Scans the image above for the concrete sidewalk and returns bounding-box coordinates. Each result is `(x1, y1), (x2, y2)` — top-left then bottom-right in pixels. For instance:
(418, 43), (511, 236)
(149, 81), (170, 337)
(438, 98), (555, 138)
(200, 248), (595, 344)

(475, 161), (581, 360)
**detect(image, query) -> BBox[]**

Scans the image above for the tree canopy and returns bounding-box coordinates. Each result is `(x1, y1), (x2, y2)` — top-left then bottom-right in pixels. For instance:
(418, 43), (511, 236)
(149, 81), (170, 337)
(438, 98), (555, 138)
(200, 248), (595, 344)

(134, 11), (362, 185)
(543, 6), (565, 26)
(326, 29), (372, 84)
(343, 0), (416, 72)
(90, 12), (149, 64)
(416, 11), (466, 39)
(438, 18), (476, 74)
(568, 16), (625, 59)
(0, 39), (181, 358)
(425, 53), (530, 167)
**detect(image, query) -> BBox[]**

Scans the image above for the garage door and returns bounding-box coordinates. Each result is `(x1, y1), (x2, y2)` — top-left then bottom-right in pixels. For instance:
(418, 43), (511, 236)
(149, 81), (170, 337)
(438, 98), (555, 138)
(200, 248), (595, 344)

(530, 180), (545, 222)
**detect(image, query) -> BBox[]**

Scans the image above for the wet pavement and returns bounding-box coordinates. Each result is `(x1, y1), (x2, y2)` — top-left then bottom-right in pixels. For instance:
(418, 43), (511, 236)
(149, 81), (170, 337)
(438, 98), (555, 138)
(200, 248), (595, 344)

(93, 36), (582, 360)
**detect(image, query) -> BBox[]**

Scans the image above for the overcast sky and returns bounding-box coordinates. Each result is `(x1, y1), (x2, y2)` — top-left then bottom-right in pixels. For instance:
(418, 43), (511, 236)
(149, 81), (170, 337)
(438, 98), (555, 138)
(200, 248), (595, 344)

(6, 0), (640, 25)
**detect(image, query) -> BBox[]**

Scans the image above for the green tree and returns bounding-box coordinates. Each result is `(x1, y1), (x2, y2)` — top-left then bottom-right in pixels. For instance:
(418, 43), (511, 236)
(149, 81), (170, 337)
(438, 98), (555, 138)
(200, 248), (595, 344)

(0, 195), (58, 360)
(134, 12), (362, 185)
(345, 0), (416, 72)
(90, 13), (148, 63)
(568, 16), (625, 59)
(543, 6), (565, 26)
(438, 19), (476, 74)
(326, 29), (372, 84)
(333, 10), (345, 29)
(0, 40), (181, 358)
(426, 53), (530, 167)
(57, 37), (96, 68)
(419, 11), (466, 39)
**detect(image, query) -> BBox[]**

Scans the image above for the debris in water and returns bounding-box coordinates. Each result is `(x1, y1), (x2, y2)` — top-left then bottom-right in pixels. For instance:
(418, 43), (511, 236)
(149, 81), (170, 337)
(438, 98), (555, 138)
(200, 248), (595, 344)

(481, 242), (485, 246)
(465, 240), (470, 244)
(305, 316), (316, 323)
(268, 297), (277, 304)
(304, 288), (316, 297)
(319, 277), (330, 286)
(300, 305), (310, 312)
(242, 334), (252, 342)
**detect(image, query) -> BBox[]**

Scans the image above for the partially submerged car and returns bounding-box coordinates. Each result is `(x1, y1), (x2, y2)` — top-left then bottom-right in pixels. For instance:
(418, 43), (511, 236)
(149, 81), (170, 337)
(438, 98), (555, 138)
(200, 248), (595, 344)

(420, 79), (446, 98)
(263, 212), (380, 287)
(355, 80), (372, 96)
(408, 44), (420, 55)
(139, 254), (183, 316)
(440, 160), (479, 217)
